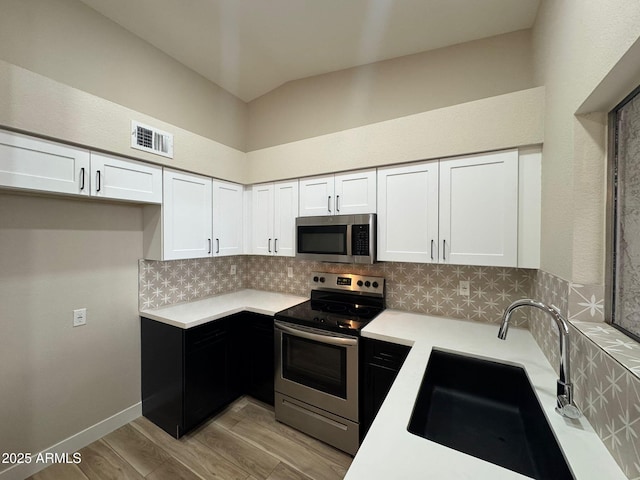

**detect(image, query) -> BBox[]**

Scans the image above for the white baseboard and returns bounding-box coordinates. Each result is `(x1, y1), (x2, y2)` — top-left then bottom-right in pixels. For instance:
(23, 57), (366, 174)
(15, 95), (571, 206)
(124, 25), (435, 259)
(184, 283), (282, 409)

(0, 402), (142, 480)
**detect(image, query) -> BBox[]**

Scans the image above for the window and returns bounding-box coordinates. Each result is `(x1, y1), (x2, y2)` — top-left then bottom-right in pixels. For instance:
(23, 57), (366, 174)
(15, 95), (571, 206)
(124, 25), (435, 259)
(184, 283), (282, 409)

(607, 84), (640, 341)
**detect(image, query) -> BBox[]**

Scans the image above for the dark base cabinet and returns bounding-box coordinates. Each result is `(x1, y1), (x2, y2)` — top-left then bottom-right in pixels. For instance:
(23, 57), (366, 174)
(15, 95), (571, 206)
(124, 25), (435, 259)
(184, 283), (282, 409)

(141, 312), (273, 438)
(243, 312), (275, 405)
(360, 338), (411, 440)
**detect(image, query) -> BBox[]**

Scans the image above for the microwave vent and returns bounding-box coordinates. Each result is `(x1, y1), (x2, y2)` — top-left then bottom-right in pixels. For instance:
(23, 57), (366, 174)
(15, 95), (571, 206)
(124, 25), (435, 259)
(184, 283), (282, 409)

(131, 120), (174, 158)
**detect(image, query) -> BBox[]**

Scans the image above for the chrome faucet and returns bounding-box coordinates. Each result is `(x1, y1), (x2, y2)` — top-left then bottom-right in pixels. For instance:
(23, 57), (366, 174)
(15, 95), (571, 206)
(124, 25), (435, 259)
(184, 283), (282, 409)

(498, 299), (581, 419)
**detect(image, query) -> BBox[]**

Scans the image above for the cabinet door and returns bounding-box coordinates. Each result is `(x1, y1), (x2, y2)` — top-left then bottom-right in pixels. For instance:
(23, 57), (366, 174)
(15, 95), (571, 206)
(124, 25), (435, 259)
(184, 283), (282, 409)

(334, 169), (376, 214)
(90, 152), (162, 203)
(0, 129), (89, 196)
(244, 313), (275, 405)
(184, 321), (230, 432)
(273, 180), (299, 257)
(212, 180), (243, 256)
(439, 150), (518, 267)
(163, 169), (213, 260)
(377, 162), (439, 263)
(361, 339), (410, 439)
(298, 175), (335, 217)
(251, 183), (275, 255)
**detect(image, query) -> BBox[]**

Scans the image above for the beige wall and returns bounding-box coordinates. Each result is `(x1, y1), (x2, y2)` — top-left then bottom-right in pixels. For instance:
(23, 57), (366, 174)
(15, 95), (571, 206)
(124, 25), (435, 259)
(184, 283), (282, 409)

(532, 0), (640, 283)
(0, 193), (142, 460)
(247, 29), (535, 151)
(247, 87), (544, 183)
(0, 59), (249, 184)
(0, 0), (248, 152)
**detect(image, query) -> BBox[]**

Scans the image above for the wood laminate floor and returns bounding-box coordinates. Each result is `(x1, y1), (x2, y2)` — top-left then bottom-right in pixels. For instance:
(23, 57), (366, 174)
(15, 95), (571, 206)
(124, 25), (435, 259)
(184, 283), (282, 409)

(28, 397), (352, 480)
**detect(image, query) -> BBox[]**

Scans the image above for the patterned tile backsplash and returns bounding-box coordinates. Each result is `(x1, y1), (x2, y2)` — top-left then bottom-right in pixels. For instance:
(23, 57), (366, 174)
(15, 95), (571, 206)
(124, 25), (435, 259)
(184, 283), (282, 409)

(139, 256), (246, 309)
(140, 256), (532, 326)
(532, 270), (640, 479)
(138, 256), (640, 478)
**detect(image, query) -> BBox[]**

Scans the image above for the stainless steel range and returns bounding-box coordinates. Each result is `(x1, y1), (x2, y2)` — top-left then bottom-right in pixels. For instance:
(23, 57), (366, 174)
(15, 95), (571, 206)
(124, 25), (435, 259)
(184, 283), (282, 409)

(274, 272), (385, 455)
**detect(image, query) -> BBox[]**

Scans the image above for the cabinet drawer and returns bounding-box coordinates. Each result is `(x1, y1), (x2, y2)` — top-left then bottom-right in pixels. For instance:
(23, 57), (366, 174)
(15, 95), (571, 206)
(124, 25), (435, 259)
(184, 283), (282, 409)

(185, 319), (229, 350)
(365, 339), (410, 369)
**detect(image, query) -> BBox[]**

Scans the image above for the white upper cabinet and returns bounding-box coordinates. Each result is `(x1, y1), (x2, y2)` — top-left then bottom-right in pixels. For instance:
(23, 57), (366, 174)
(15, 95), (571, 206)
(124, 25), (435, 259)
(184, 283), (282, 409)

(273, 181), (299, 257)
(251, 183), (275, 256)
(334, 169), (377, 215)
(299, 169), (376, 216)
(251, 180), (298, 257)
(0, 129), (90, 196)
(439, 150), (518, 267)
(89, 152), (162, 203)
(163, 169), (213, 260)
(377, 149), (520, 267)
(298, 175), (334, 216)
(377, 162), (439, 263)
(212, 179), (243, 256)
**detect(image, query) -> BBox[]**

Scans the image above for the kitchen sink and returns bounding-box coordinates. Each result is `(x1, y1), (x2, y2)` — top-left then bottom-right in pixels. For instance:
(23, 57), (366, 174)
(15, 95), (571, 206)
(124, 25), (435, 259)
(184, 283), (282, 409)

(407, 349), (574, 479)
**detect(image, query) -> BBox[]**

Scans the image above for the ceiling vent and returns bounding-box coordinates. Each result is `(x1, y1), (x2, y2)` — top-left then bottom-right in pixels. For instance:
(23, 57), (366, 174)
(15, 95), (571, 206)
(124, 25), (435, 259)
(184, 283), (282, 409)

(131, 120), (174, 158)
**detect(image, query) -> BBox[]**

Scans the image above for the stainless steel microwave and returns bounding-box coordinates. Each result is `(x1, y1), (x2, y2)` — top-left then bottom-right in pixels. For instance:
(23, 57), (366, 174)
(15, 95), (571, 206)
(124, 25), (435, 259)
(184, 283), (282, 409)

(295, 214), (376, 264)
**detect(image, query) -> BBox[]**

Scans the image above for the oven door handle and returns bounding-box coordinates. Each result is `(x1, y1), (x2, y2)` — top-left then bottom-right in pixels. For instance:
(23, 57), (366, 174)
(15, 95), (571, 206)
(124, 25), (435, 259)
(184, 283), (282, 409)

(275, 321), (357, 346)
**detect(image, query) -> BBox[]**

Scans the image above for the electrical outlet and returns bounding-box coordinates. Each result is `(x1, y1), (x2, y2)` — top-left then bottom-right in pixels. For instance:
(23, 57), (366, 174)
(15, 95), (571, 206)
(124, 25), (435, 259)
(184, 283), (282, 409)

(287, 267), (294, 278)
(230, 265), (236, 275)
(459, 281), (470, 297)
(73, 308), (87, 327)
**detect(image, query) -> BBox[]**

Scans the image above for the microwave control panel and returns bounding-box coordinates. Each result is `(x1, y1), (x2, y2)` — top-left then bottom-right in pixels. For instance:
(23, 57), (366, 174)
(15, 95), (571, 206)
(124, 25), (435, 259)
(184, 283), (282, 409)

(352, 224), (370, 256)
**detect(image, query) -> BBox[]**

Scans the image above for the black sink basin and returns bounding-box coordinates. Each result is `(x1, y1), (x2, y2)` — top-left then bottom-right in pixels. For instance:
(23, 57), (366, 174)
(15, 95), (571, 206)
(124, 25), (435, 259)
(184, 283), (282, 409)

(407, 350), (574, 479)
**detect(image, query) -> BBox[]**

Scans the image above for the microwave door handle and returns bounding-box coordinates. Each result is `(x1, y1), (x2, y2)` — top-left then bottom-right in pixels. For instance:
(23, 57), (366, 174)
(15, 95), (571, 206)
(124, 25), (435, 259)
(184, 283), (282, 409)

(275, 322), (357, 346)
(346, 224), (353, 256)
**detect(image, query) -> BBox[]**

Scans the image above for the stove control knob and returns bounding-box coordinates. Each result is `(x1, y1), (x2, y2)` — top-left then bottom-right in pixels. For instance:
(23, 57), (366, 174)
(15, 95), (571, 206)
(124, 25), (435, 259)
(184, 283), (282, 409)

(357, 280), (363, 287)
(313, 276), (319, 282)
(365, 281), (371, 288)
(319, 276), (325, 283)
(372, 281), (379, 289)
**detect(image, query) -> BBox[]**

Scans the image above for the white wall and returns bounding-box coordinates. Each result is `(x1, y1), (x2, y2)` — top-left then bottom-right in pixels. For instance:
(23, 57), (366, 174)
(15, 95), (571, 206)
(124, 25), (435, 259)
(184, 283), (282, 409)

(0, 193), (142, 466)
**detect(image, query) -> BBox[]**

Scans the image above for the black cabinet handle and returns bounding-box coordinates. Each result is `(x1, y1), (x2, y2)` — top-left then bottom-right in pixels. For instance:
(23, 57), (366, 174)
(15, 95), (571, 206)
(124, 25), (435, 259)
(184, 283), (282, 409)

(268, 238), (272, 253)
(274, 238), (278, 253)
(208, 238), (212, 254)
(336, 195), (340, 212)
(443, 239), (446, 261)
(80, 167), (85, 190)
(430, 239), (434, 260)
(328, 195), (331, 213)
(96, 170), (101, 192)
(216, 238), (220, 254)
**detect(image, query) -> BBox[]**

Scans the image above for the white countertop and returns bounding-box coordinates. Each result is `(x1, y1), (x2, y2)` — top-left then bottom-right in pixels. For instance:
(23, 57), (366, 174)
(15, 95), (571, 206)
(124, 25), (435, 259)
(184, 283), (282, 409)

(140, 290), (625, 479)
(139, 289), (306, 328)
(349, 309), (627, 480)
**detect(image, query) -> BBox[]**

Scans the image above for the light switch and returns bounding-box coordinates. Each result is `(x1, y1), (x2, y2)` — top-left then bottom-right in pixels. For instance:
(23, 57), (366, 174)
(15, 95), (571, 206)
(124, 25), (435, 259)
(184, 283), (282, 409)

(73, 308), (87, 327)
(459, 281), (470, 297)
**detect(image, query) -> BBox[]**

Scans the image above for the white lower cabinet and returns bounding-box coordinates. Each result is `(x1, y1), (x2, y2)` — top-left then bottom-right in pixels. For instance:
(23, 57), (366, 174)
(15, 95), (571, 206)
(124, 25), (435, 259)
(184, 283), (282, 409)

(162, 169), (213, 260)
(212, 180), (243, 256)
(251, 181), (298, 256)
(0, 129), (90, 196)
(89, 152), (162, 203)
(378, 149), (520, 267)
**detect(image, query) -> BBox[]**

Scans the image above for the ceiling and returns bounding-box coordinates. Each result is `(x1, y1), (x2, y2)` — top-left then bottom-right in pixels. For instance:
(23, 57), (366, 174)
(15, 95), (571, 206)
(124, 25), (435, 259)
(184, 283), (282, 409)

(78, 0), (540, 102)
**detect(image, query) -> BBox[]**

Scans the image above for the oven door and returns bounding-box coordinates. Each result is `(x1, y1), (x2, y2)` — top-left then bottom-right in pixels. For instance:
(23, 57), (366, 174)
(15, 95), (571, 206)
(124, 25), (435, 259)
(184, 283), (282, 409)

(274, 320), (359, 421)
